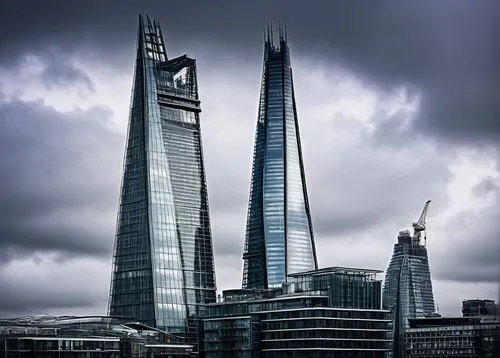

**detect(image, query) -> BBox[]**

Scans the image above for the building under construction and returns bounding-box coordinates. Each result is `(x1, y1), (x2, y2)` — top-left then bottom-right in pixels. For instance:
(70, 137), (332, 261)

(382, 200), (435, 357)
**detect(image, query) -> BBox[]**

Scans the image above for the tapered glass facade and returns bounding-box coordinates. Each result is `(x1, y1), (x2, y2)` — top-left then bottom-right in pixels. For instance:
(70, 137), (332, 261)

(108, 15), (216, 345)
(383, 230), (435, 356)
(242, 31), (317, 289)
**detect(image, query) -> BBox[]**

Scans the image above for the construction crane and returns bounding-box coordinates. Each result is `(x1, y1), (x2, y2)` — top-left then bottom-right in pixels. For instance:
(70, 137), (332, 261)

(412, 200), (431, 246)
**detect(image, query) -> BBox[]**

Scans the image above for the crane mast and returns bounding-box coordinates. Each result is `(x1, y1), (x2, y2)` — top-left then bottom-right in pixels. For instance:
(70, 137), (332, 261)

(412, 200), (431, 246)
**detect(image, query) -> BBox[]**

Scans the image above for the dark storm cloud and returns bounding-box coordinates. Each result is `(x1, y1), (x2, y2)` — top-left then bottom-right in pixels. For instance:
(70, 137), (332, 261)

(38, 52), (95, 91)
(0, 95), (123, 264)
(2, 1), (499, 143)
(0, 283), (97, 313)
(0, 257), (109, 316)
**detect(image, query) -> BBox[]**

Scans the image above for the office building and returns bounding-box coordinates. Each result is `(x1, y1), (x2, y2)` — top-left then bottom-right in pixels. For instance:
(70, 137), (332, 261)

(242, 26), (317, 290)
(462, 299), (497, 317)
(108, 14), (217, 348)
(204, 267), (391, 357)
(405, 316), (500, 357)
(0, 316), (193, 357)
(383, 201), (435, 356)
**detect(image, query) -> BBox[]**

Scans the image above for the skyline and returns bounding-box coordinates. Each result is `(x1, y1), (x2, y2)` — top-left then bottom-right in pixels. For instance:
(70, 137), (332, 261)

(0, 1), (499, 319)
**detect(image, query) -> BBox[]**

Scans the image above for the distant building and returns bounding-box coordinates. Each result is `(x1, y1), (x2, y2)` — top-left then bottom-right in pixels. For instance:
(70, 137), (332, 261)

(203, 267), (391, 357)
(242, 26), (317, 290)
(405, 316), (500, 357)
(382, 230), (435, 318)
(383, 201), (435, 356)
(0, 316), (193, 357)
(108, 14), (217, 350)
(462, 299), (497, 317)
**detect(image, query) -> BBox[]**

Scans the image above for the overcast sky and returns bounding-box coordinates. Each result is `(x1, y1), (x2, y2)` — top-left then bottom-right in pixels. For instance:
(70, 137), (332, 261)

(0, 0), (499, 318)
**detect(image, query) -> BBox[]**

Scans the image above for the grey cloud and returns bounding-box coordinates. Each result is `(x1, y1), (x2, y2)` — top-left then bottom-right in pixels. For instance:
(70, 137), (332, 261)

(1, 1), (499, 145)
(0, 288), (98, 314)
(472, 176), (498, 199)
(433, 188), (500, 283)
(211, 213), (246, 258)
(39, 52), (95, 91)
(0, 95), (122, 264)
(0, 256), (109, 316)
(302, 113), (451, 239)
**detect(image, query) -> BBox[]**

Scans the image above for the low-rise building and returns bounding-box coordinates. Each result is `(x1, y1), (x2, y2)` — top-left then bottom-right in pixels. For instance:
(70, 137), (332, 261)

(405, 316), (500, 357)
(0, 315), (193, 357)
(462, 299), (497, 317)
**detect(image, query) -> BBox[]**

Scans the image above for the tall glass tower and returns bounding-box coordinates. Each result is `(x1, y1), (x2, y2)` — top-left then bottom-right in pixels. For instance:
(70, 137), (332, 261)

(108, 15), (217, 345)
(383, 201), (435, 357)
(242, 28), (318, 289)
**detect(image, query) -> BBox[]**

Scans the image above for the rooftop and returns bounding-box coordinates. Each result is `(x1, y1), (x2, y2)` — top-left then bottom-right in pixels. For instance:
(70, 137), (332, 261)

(287, 266), (383, 278)
(408, 316), (500, 328)
(0, 315), (185, 342)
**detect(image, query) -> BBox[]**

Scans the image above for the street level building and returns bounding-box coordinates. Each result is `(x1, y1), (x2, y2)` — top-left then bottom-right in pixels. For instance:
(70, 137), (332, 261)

(242, 26), (317, 290)
(204, 267), (391, 357)
(0, 316), (193, 357)
(108, 14), (217, 350)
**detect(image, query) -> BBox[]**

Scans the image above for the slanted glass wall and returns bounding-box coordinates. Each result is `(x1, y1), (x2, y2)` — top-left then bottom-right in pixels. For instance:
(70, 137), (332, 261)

(109, 15), (216, 348)
(242, 36), (317, 290)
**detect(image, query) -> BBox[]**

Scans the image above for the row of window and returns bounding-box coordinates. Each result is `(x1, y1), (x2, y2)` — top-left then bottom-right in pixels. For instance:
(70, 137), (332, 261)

(263, 329), (387, 340)
(262, 338), (390, 350)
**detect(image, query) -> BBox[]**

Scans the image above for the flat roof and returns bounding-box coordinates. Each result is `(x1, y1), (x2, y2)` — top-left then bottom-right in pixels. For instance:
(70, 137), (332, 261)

(408, 316), (500, 328)
(0, 315), (186, 342)
(288, 266), (383, 277)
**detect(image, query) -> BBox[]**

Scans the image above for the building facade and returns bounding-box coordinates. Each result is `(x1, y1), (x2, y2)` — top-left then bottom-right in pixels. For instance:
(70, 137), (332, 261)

(108, 14), (217, 347)
(242, 28), (317, 290)
(383, 230), (435, 356)
(0, 316), (193, 357)
(405, 316), (500, 357)
(204, 267), (391, 357)
(462, 299), (497, 317)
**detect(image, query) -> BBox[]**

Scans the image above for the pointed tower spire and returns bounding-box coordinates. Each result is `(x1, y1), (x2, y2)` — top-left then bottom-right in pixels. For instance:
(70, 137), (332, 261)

(270, 19), (274, 45)
(265, 20), (271, 45)
(284, 18), (288, 42)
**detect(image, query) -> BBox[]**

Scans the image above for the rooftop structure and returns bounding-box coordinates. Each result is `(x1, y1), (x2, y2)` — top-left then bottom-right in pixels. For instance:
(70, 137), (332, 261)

(288, 266), (383, 277)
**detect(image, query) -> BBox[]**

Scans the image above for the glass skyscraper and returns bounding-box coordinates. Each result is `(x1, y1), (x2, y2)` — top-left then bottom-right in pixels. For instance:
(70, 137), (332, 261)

(242, 29), (317, 289)
(383, 230), (435, 356)
(108, 15), (217, 345)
